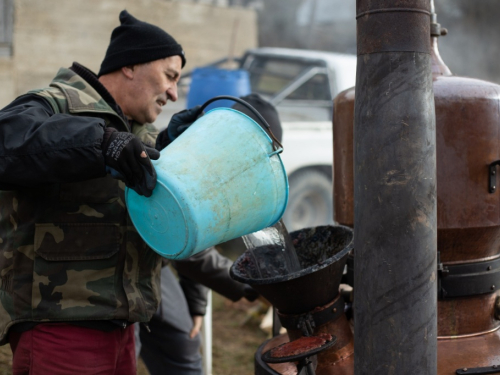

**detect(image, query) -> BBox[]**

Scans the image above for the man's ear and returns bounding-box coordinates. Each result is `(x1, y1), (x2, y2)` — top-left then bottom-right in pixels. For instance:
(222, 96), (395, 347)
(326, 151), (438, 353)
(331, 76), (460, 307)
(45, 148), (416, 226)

(121, 65), (135, 80)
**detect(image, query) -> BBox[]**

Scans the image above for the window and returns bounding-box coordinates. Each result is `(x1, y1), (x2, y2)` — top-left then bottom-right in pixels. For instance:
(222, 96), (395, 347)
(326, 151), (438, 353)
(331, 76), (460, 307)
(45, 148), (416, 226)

(0, 0), (13, 57)
(248, 58), (311, 96)
(287, 73), (330, 101)
(246, 56), (330, 101)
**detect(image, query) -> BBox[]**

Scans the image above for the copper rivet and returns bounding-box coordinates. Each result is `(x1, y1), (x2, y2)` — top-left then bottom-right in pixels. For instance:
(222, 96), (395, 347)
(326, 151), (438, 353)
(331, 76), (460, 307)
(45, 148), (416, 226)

(333, 308), (337, 313)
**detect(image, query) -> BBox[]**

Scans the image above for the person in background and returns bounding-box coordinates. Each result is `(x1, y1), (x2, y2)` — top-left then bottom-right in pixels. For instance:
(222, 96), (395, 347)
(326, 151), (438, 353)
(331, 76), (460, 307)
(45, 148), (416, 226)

(231, 93), (283, 144)
(135, 93), (283, 375)
(0, 10), (200, 375)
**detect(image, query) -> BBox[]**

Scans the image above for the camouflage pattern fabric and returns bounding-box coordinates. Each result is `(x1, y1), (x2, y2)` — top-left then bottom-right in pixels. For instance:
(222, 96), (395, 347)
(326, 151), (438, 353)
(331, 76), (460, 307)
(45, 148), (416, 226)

(0, 67), (162, 345)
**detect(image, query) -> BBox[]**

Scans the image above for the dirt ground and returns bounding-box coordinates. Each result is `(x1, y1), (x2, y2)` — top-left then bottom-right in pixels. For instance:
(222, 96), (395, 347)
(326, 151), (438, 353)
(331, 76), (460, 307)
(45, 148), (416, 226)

(204, 294), (269, 375)
(0, 293), (269, 375)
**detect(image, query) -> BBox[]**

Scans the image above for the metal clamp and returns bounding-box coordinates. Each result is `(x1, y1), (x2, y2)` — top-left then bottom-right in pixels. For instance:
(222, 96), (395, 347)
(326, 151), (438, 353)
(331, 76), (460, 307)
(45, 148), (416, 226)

(456, 365), (500, 374)
(277, 296), (345, 334)
(268, 148), (283, 157)
(356, 7), (431, 19)
(489, 160), (500, 193)
(438, 253), (500, 299)
(297, 313), (316, 337)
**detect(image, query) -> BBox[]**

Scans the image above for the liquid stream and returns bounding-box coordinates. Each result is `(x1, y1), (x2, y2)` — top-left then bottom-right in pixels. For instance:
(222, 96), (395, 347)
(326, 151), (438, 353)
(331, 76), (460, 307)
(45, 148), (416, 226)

(241, 219), (302, 278)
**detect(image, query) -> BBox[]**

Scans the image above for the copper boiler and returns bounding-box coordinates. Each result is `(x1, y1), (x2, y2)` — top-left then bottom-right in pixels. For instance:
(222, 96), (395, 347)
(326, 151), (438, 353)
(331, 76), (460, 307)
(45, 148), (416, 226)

(333, 12), (500, 374)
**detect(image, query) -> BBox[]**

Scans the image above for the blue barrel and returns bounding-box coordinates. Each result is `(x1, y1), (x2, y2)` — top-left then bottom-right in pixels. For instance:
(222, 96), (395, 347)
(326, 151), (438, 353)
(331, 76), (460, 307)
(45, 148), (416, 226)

(187, 67), (251, 111)
(125, 108), (288, 259)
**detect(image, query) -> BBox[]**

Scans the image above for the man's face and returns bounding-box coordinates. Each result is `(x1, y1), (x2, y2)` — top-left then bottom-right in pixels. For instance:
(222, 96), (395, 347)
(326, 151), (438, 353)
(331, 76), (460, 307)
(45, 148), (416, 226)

(124, 55), (182, 124)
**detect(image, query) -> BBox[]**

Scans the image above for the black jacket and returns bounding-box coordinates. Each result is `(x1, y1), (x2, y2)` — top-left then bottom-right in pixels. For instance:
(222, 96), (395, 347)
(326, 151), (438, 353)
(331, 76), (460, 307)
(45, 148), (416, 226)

(0, 94), (107, 190)
(173, 246), (252, 316)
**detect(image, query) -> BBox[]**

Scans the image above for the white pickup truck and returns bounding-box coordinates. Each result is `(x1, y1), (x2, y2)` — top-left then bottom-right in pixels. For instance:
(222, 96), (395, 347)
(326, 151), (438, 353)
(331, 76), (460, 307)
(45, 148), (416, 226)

(160, 47), (357, 231)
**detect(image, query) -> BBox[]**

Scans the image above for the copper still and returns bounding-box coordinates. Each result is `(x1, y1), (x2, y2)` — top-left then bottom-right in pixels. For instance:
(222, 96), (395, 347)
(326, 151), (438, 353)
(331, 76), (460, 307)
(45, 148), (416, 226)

(334, 4), (500, 374)
(230, 226), (355, 375)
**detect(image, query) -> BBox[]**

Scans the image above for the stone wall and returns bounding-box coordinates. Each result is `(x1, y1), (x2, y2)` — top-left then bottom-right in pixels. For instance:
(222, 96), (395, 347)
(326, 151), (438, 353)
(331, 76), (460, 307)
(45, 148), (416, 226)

(0, 0), (257, 108)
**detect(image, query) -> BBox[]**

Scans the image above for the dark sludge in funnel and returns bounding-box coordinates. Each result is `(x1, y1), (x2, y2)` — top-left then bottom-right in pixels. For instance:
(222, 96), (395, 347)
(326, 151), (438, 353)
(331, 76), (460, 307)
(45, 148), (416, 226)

(234, 244), (291, 279)
(231, 225), (353, 284)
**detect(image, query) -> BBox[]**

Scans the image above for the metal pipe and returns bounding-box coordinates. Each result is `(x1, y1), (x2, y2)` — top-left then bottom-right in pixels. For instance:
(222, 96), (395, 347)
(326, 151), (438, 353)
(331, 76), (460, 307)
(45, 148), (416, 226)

(353, 0), (437, 374)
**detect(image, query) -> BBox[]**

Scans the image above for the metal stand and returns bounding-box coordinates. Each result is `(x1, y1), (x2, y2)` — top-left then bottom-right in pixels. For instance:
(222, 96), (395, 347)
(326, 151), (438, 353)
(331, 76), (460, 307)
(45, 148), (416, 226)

(261, 335), (337, 375)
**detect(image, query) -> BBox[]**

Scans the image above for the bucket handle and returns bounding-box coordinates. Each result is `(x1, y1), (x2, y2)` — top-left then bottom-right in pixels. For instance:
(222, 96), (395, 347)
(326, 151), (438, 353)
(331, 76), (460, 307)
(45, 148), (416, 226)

(199, 95), (284, 152)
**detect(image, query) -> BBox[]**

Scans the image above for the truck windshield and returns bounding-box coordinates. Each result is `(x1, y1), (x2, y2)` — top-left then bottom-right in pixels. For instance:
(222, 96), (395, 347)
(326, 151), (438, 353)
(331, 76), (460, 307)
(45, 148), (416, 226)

(246, 57), (330, 101)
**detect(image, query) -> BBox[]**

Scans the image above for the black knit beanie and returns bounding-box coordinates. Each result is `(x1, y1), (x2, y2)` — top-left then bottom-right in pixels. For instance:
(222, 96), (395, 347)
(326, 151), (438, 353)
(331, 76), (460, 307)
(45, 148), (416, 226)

(231, 93), (283, 143)
(98, 10), (186, 76)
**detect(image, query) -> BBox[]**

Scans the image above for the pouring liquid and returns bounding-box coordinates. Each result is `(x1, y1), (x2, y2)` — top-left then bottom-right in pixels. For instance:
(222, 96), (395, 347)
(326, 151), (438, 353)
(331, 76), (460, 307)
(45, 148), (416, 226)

(241, 219), (301, 278)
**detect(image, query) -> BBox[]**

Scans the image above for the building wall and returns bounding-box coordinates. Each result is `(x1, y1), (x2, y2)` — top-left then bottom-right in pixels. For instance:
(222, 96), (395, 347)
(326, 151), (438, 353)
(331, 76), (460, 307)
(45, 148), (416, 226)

(0, 0), (257, 108)
(0, 58), (14, 106)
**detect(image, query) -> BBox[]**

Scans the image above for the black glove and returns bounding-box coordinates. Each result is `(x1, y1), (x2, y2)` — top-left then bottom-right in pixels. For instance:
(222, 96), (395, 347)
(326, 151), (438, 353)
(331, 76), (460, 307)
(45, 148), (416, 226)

(102, 128), (160, 197)
(156, 105), (204, 150)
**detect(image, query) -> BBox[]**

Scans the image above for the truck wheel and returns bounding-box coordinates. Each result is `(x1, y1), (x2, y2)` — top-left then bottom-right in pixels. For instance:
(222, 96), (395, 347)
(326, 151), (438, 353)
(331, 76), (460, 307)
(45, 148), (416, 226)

(282, 169), (334, 231)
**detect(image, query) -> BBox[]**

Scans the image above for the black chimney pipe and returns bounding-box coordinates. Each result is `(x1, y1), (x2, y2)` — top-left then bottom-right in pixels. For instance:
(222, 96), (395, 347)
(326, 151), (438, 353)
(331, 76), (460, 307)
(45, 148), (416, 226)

(354, 0), (437, 374)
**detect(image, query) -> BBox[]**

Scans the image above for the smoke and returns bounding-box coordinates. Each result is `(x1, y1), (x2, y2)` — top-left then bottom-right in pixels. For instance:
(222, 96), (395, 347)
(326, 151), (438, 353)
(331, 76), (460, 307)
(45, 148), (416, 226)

(255, 0), (500, 83)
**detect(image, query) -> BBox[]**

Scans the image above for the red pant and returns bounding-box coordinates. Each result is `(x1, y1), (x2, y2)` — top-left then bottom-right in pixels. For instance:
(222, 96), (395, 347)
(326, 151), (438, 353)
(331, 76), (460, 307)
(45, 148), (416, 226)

(9, 323), (136, 375)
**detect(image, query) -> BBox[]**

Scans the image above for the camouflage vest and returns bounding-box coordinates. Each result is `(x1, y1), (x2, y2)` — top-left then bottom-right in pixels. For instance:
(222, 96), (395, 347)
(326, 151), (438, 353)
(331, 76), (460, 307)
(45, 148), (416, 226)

(0, 67), (161, 344)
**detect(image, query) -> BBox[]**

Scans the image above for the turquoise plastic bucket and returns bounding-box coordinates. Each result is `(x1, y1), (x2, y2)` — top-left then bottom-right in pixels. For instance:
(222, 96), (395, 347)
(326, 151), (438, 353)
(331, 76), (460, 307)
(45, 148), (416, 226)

(125, 107), (288, 259)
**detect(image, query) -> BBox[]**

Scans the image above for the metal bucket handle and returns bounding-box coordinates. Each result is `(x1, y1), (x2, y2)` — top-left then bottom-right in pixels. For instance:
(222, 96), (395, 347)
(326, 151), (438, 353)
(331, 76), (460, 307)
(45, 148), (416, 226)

(199, 95), (284, 152)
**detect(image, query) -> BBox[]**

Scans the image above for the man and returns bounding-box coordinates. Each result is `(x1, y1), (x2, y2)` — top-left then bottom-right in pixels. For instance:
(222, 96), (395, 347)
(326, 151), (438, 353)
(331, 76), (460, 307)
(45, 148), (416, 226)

(136, 93), (283, 375)
(0, 10), (198, 374)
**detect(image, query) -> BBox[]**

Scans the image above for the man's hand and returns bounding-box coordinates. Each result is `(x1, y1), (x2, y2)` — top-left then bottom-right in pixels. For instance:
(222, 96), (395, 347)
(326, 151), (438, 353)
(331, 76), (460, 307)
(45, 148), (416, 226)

(102, 128), (160, 197)
(189, 315), (204, 339)
(156, 105), (204, 150)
